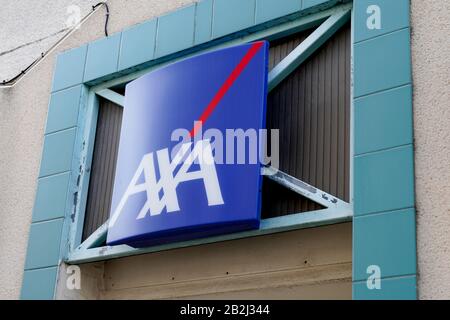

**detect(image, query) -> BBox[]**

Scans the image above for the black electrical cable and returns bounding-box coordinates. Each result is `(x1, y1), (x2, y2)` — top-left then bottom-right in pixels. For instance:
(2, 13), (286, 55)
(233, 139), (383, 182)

(1, 2), (110, 87)
(1, 60), (37, 85)
(92, 2), (110, 37)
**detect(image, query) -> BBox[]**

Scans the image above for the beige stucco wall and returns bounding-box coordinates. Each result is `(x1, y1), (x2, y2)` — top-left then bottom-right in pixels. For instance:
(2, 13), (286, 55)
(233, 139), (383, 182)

(1, 0), (449, 300)
(53, 224), (351, 300)
(411, 0), (450, 300)
(99, 223), (352, 299)
(0, 0), (100, 82)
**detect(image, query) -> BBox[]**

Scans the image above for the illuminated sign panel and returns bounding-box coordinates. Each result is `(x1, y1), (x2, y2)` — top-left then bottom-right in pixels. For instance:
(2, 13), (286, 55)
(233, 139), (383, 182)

(107, 42), (269, 247)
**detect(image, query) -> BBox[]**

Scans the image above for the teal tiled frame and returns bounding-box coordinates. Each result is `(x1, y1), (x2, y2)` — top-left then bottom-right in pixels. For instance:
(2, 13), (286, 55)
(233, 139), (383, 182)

(22, 0), (416, 300)
(352, 0), (416, 299)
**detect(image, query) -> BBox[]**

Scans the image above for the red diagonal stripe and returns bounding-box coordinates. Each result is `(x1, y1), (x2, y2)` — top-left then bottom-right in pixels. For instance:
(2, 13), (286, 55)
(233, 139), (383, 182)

(189, 41), (264, 137)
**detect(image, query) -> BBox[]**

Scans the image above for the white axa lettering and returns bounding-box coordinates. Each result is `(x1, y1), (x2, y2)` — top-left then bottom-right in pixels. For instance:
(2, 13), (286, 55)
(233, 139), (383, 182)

(109, 139), (224, 227)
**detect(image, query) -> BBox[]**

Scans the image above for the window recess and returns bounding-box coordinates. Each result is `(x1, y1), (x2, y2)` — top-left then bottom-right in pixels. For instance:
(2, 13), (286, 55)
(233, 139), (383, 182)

(82, 98), (123, 241)
(68, 4), (353, 264)
(262, 22), (351, 218)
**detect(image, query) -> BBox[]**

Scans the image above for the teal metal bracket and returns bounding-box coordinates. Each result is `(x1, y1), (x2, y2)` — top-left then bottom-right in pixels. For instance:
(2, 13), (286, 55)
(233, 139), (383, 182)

(268, 7), (351, 91)
(263, 166), (352, 211)
(68, 205), (352, 263)
(96, 89), (125, 107)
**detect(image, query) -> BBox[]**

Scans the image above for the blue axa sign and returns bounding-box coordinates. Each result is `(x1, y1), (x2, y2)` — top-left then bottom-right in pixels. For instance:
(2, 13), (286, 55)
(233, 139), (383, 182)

(107, 41), (269, 247)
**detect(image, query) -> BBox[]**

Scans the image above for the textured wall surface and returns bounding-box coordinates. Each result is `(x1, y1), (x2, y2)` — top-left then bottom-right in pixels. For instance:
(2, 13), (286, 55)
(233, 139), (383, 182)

(0, 0), (99, 82)
(100, 224), (352, 300)
(411, 0), (450, 299)
(0, 0), (197, 82)
(0, 0), (197, 300)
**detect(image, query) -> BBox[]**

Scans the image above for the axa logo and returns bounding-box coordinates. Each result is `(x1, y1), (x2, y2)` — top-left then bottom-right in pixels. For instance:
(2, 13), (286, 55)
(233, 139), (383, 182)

(109, 139), (224, 227)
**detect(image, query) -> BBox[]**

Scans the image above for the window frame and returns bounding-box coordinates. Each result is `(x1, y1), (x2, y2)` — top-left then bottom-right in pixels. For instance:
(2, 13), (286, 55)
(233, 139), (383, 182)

(67, 3), (354, 264)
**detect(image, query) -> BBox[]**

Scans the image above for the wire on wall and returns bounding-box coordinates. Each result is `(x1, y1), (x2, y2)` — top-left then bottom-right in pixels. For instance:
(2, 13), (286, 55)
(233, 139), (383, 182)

(93, 2), (110, 37)
(0, 2), (111, 88)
